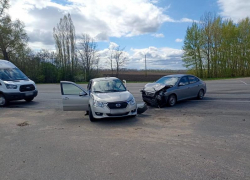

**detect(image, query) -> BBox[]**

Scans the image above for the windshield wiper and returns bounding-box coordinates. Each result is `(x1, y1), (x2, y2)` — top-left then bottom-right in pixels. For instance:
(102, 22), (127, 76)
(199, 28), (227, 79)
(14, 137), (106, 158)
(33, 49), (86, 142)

(104, 90), (123, 92)
(93, 91), (104, 93)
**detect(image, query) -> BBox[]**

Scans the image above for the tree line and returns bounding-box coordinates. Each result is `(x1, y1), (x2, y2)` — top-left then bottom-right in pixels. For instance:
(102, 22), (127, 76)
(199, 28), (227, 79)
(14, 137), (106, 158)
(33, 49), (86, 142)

(183, 12), (250, 78)
(0, 0), (128, 83)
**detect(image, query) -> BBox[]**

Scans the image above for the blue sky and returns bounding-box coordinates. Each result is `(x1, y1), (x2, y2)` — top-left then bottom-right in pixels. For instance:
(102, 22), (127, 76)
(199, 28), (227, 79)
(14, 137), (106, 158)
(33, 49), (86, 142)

(8, 0), (250, 69)
(106, 0), (219, 50)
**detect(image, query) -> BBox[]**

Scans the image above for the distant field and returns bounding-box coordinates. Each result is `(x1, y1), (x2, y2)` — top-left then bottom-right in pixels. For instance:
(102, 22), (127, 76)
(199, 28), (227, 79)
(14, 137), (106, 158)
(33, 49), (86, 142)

(99, 69), (188, 81)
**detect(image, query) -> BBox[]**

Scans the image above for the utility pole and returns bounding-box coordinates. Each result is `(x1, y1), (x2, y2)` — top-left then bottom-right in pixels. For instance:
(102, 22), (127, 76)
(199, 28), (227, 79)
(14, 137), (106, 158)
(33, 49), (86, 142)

(145, 54), (147, 77)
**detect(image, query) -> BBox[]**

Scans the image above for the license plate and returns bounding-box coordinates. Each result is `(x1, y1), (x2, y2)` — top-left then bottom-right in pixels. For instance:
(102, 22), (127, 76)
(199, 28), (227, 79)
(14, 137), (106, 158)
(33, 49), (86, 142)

(25, 92), (33, 96)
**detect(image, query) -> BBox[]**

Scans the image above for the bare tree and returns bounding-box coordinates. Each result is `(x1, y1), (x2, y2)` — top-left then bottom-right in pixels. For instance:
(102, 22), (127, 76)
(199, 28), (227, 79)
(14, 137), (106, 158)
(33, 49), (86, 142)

(53, 13), (76, 80)
(77, 34), (99, 81)
(113, 46), (128, 76)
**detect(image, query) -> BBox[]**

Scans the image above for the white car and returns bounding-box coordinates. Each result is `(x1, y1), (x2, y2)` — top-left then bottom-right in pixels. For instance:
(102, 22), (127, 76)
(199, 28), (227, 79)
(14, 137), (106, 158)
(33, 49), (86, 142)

(0, 60), (38, 106)
(60, 77), (147, 122)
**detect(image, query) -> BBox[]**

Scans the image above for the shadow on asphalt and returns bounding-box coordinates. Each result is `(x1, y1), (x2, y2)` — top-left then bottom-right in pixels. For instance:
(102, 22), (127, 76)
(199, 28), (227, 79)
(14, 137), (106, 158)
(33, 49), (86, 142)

(93, 116), (139, 126)
(63, 115), (140, 127)
(3, 100), (40, 108)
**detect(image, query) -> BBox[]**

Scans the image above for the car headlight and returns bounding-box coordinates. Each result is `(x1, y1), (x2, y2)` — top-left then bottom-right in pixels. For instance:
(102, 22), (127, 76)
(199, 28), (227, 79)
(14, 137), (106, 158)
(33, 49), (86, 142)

(93, 100), (107, 108)
(5, 84), (17, 89)
(127, 97), (136, 105)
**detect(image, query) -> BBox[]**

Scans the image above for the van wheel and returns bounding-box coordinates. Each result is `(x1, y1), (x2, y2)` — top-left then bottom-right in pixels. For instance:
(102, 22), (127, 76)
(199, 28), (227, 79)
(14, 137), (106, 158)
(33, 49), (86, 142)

(25, 97), (34, 102)
(167, 94), (176, 107)
(89, 106), (97, 122)
(0, 94), (7, 107)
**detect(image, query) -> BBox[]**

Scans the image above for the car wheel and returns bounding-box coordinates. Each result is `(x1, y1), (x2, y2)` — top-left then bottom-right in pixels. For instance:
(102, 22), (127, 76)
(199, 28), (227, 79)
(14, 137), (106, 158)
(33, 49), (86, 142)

(25, 97), (34, 102)
(167, 94), (176, 107)
(197, 89), (204, 100)
(0, 94), (8, 107)
(89, 106), (97, 122)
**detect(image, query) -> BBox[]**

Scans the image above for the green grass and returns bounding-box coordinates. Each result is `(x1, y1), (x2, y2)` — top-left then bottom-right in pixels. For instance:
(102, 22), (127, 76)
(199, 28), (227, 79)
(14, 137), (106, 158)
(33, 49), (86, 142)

(36, 76), (249, 84)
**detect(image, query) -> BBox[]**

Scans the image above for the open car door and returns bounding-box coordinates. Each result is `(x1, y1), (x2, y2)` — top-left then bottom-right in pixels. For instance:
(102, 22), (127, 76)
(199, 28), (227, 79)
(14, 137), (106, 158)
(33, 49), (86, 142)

(60, 81), (89, 111)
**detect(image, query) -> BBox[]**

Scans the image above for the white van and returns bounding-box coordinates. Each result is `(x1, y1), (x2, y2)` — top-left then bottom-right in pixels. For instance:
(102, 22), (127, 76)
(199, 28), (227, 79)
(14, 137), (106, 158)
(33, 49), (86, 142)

(0, 60), (38, 106)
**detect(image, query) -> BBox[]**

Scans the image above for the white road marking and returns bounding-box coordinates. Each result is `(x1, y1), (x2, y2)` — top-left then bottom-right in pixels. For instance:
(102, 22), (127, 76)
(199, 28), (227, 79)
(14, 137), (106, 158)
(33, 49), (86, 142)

(240, 80), (248, 85)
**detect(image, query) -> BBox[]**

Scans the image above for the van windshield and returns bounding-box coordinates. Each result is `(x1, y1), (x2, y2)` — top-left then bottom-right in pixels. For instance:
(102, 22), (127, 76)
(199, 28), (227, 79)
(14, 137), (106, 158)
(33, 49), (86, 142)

(0, 68), (28, 81)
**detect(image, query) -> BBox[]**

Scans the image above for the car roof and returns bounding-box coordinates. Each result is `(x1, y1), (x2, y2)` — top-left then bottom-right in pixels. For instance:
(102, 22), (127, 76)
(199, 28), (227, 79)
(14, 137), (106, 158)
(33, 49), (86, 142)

(163, 74), (190, 78)
(91, 77), (119, 82)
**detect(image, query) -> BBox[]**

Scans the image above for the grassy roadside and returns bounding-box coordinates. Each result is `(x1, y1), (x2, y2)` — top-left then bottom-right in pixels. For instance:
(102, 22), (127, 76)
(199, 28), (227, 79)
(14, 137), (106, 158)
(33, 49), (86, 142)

(36, 76), (249, 84)
(201, 76), (248, 81)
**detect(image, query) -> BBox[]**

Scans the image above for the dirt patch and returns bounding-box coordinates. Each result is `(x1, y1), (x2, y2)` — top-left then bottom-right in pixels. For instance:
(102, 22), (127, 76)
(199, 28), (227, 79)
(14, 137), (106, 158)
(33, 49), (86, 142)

(17, 121), (29, 127)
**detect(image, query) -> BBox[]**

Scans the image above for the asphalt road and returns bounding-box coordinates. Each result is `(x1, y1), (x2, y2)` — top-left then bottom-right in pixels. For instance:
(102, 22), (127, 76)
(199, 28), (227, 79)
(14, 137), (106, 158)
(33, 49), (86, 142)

(1, 78), (250, 180)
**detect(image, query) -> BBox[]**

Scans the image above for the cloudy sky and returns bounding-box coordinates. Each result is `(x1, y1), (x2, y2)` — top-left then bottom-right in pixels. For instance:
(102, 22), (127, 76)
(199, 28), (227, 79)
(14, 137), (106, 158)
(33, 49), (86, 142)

(7, 0), (250, 69)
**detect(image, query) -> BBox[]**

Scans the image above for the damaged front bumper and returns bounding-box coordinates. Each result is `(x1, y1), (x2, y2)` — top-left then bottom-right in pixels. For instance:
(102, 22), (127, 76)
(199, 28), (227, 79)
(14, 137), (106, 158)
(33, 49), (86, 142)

(141, 90), (167, 107)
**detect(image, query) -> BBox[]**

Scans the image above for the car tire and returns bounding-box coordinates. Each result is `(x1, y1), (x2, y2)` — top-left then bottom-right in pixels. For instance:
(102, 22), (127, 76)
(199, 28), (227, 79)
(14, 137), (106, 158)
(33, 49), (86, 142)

(197, 89), (204, 100)
(89, 106), (97, 122)
(25, 97), (34, 102)
(167, 94), (176, 107)
(0, 94), (8, 107)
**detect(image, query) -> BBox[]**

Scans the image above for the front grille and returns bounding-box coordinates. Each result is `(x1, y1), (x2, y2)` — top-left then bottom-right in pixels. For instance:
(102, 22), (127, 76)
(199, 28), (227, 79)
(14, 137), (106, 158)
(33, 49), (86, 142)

(145, 92), (155, 97)
(107, 112), (129, 116)
(20, 84), (35, 92)
(107, 102), (128, 109)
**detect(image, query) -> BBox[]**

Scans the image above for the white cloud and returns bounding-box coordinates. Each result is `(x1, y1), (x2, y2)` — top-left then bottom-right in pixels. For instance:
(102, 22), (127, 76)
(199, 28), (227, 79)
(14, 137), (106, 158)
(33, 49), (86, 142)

(97, 46), (184, 70)
(179, 18), (195, 23)
(150, 0), (158, 4)
(109, 42), (119, 49)
(175, 38), (183, 43)
(7, 0), (196, 50)
(8, 0), (174, 49)
(218, 0), (250, 21)
(128, 46), (184, 69)
(152, 33), (165, 38)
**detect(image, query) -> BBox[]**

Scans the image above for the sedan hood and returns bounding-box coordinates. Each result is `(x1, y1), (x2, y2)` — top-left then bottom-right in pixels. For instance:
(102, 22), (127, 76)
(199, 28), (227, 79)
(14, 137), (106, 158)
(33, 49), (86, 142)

(144, 83), (166, 92)
(92, 91), (133, 102)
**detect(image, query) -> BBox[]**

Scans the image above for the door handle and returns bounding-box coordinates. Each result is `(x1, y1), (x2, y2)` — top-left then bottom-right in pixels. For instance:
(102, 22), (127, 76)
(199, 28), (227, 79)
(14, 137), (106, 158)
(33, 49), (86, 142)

(63, 97), (69, 100)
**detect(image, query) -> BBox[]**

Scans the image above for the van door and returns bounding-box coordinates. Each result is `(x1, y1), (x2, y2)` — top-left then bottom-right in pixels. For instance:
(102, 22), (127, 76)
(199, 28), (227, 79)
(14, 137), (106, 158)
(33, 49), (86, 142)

(60, 81), (89, 111)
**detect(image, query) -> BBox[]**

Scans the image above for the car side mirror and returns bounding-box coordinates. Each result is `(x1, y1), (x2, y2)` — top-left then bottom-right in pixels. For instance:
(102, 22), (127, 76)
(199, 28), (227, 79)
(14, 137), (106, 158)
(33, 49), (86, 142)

(79, 91), (87, 96)
(123, 80), (127, 87)
(179, 82), (185, 86)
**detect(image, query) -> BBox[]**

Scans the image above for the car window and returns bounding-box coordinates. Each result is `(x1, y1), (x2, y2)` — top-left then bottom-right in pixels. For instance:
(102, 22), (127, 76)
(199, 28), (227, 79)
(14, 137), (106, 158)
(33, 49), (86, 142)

(179, 76), (189, 85)
(188, 76), (198, 84)
(62, 83), (83, 95)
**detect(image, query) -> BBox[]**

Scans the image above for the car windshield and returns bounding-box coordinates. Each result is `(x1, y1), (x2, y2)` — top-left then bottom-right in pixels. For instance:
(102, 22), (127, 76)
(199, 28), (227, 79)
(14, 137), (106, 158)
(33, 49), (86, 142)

(0, 68), (28, 81)
(156, 77), (179, 86)
(92, 79), (126, 93)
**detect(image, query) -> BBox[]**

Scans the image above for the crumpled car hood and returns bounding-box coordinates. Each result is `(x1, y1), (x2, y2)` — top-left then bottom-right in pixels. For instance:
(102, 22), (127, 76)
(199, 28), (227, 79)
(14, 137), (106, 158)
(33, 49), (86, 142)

(144, 83), (166, 92)
(92, 91), (133, 102)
